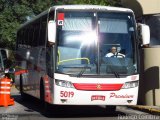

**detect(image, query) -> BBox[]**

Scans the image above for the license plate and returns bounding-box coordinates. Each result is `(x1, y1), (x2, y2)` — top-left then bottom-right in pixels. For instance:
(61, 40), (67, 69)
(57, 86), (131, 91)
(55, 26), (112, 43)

(91, 95), (105, 101)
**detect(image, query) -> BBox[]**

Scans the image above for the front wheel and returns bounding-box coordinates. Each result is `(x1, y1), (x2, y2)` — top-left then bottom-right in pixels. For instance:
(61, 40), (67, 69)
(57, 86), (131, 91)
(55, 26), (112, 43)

(20, 75), (27, 100)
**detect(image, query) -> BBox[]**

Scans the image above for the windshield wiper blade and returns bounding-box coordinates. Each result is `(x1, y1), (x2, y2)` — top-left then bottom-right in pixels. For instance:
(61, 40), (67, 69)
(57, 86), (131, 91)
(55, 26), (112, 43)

(107, 66), (120, 78)
(76, 69), (86, 77)
(113, 71), (120, 78)
(74, 66), (91, 77)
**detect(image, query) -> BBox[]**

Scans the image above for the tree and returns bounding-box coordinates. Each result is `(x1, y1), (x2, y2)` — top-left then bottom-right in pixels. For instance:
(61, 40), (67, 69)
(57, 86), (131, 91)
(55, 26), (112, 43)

(63, 0), (121, 6)
(0, 0), (55, 49)
(66, 0), (109, 5)
(0, 0), (121, 49)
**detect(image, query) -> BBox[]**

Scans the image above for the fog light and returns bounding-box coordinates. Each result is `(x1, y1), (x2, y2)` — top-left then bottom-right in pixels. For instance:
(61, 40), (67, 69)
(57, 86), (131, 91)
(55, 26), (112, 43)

(61, 99), (67, 103)
(127, 100), (133, 103)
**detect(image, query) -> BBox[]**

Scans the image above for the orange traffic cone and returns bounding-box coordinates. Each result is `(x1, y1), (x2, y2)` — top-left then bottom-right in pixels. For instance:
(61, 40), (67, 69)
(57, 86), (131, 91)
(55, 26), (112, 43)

(0, 77), (14, 107)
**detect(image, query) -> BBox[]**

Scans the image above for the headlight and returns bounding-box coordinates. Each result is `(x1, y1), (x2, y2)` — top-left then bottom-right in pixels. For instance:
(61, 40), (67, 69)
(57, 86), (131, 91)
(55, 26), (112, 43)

(122, 81), (139, 89)
(55, 79), (74, 88)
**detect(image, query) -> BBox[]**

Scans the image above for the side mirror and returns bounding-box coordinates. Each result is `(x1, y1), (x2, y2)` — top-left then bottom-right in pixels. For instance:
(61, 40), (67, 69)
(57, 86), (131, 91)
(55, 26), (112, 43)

(48, 20), (56, 43)
(138, 23), (150, 45)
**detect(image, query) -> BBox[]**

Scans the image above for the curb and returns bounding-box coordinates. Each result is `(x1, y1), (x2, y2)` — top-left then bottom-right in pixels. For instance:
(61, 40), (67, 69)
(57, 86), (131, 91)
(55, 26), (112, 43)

(128, 105), (160, 115)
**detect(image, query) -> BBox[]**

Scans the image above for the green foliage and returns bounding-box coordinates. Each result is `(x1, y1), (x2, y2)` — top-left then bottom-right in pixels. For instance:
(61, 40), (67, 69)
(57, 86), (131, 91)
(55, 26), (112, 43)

(67, 0), (110, 5)
(0, 0), (121, 49)
(64, 0), (121, 6)
(0, 0), (54, 49)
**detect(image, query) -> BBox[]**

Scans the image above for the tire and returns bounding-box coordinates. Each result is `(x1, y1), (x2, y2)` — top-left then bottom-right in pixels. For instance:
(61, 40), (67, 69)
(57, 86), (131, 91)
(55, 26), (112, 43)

(40, 79), (45, 103)
(105, 106), (116, 113)
(20, 75), (27, 100)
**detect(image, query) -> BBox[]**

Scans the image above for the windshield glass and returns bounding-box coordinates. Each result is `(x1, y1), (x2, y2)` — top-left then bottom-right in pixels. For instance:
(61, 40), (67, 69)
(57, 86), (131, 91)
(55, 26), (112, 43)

(55, 10), (137, 76)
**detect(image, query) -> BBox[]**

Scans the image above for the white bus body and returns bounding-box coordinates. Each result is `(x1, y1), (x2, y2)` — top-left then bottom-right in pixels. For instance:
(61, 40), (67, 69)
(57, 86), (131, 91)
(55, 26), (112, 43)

(15, 5), (149, 107)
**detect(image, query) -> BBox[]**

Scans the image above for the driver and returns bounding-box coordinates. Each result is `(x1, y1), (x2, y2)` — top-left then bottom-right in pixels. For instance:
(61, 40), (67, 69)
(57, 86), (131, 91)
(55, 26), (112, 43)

(105, 46), (125, 58)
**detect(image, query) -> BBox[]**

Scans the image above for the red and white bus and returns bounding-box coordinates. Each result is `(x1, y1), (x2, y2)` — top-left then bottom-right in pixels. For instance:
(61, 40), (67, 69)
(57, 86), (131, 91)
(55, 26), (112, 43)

(15, 5), (150, 111)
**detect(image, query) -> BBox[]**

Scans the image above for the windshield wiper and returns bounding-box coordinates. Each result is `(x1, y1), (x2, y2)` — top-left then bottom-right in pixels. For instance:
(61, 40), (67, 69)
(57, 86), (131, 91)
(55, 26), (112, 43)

(74, 66), (91, 77)
(59, 66), (91, 77)
(113, 71), (120, 78)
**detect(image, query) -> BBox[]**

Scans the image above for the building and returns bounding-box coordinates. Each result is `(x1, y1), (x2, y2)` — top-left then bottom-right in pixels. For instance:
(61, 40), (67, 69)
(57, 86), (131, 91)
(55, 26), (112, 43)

(121, 0), (160, 106)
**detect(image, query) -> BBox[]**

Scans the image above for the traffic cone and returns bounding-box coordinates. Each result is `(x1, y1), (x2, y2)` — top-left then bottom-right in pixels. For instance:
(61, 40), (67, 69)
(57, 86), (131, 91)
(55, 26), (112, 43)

(0, 77), (14, 107)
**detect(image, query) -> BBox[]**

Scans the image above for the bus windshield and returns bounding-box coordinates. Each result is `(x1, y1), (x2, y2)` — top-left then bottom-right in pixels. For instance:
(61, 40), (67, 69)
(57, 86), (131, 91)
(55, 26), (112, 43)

(55, 11), (137, 76)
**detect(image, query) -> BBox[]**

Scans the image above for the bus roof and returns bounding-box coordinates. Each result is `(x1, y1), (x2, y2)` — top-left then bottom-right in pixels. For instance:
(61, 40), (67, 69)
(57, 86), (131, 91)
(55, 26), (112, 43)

(18, 5), (133, 32)
(52, 5), (133, 12)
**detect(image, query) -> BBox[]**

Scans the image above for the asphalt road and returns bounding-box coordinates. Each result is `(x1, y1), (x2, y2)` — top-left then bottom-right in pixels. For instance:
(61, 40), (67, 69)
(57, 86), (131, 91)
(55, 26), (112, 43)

(0, 87), (159, 120)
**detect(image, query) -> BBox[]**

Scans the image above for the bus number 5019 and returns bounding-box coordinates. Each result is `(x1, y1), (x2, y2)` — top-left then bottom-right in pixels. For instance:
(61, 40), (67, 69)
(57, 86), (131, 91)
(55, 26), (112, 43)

(60, 91), (74, 98)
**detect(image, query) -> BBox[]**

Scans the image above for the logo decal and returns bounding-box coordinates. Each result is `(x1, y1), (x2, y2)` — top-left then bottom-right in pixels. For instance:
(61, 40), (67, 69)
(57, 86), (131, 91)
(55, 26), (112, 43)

(96, 84), (101, 89)
(110, 93), (134, 98)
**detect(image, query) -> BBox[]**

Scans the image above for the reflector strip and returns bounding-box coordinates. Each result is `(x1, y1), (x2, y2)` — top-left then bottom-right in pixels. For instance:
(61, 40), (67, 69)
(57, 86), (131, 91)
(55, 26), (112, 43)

(0, 87), (10, 89)
(1, 82), (10, 84)
(45, 90), (50, 93)
(0, 91), (10, 94)
(45, 81), (49, 83)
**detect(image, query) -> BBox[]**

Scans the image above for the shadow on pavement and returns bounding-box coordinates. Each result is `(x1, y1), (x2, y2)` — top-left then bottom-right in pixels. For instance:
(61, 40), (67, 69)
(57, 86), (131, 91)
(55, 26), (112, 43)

(12, 94), (126, 118)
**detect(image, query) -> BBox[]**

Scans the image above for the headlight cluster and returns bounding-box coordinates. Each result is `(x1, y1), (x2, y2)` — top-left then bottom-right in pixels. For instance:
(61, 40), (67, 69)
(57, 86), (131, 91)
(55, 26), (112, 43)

(122, 81), (139, 89)
(55, 79), (74, 88)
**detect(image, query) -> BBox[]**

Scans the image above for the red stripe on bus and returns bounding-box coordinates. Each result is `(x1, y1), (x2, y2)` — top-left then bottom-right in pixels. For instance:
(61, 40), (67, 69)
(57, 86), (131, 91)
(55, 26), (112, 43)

(15, 70), (28, 75)
(73, 83), (123, 91)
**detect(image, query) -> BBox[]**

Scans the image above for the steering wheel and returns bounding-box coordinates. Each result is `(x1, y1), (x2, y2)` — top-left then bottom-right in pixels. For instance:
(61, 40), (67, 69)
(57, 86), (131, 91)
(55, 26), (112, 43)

(111, 53), (125, 58)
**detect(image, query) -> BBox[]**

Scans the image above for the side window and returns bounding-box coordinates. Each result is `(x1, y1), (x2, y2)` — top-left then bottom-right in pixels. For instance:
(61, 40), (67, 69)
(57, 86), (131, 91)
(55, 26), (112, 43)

(28, 26), (34, 47)
(32, 20), (41, 47)
(39, 16), (47, 46)
(38, 48), (46, 71)
(17, 30), (24, 48)
(20, 28), (29, 47)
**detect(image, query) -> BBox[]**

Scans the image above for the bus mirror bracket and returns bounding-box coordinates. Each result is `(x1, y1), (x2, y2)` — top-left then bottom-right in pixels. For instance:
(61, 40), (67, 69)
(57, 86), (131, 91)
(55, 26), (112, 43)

(138, 23), (150, 46)
(48, 20), (56, 43)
